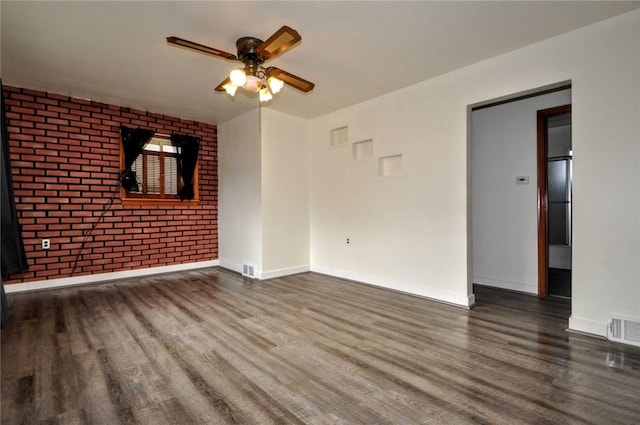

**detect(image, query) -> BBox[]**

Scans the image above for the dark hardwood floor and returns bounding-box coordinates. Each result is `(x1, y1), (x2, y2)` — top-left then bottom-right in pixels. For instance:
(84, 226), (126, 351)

(2, 268), (639, 424)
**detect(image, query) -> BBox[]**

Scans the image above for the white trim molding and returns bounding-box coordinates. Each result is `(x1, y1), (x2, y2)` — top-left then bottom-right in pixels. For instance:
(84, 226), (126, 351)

(313, 265), (474, 308)
(4, 260), (219, 294)
(218, 260), (243, 275)
(473, 276), (537, 295)
(569, 315), (606, 338)
(218, 262), (310, 280)
(259, 265), (310, 280)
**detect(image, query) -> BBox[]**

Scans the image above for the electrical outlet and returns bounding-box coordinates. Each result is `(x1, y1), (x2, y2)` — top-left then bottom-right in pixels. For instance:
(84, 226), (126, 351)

(42, 239), (50, 250)
(346, 237), (351, 245)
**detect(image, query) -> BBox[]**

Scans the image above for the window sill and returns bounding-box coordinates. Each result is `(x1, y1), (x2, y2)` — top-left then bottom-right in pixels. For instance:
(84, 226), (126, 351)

(120, 197), (200, 207)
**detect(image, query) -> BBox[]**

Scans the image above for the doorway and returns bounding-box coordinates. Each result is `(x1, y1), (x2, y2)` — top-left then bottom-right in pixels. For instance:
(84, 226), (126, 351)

(537, 105), (572, 298)
(470, 82), (571, 300)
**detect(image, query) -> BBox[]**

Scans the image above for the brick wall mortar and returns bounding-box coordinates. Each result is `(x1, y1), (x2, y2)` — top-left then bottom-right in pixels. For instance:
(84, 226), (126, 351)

(2, 85), (218, 284)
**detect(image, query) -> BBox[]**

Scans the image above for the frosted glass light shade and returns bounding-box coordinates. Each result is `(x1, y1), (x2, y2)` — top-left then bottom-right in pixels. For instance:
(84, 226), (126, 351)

(244, 75), (263, 92)
(229, 69), (247, 86)
(259, 87), (273, 102)
(267, 76), (284, 94)
(223, 83), (238, 96)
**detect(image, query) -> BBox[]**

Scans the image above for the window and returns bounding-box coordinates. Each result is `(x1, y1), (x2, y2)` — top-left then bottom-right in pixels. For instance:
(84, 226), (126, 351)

(121, 134), (198, 203)
(120, 127), (201, 203)
(128, 136), (179, 199)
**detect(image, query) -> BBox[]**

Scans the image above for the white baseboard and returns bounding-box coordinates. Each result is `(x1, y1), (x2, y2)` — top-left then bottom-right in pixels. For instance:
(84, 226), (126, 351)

(312, 265), (474, 308)
(218, 260), (310, 280)
(4, 260), (220, 294)
(569, 315), (606, 337)
(259, 265), (310, 280)
(473, 276), (537, 294)
(218, 260), (243, 275)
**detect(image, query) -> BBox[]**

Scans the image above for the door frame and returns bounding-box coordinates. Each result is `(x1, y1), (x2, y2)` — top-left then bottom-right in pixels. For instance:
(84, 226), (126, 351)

(537, 104), (571, 296)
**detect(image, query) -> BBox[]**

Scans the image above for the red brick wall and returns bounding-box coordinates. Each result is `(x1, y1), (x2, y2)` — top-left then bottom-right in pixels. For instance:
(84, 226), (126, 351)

(2, 85), (218, 284)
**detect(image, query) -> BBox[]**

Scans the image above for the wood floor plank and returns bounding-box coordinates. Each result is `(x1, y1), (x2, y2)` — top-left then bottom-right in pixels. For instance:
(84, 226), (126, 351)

(2, 268), (640, 424)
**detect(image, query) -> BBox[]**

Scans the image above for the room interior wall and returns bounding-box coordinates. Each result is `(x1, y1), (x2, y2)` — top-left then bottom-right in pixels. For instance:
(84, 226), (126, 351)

(471, 89), (572, 294)
(307, 9), (639, 335)
(1, 85), (218, 285)
(308, 85), (473, 307)
(568, 9), (640, 335)
(218, 108), (309, 279)
(218, 108), (262, 276)
(260, 108), (310, 278)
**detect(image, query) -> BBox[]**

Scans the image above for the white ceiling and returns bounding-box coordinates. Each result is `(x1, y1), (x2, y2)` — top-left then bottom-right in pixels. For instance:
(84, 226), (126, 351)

(2, 1), (639, 125)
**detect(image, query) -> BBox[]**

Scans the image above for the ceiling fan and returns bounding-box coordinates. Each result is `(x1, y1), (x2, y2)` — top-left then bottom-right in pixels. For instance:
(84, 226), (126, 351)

(166, 26), (315, 102)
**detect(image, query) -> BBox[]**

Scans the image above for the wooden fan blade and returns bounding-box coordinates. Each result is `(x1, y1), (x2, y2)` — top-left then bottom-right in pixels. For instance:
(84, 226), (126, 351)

(266, 67), (315, 93)
(167, 36), (238, 61)
(257, 26), (301, 60)
(214, 77), (232, 92)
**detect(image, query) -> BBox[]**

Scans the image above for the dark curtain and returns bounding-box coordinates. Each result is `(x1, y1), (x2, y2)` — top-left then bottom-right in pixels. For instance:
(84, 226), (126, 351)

(120, 126), (154, 191)
(1, 277), (6, 328)
(1, 81), (29, 327)
(171, 133), (200, 201)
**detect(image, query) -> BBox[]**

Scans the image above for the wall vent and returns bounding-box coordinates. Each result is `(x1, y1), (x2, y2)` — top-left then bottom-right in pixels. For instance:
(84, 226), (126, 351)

(607, 314), (640, 347)
(242, 264), (256, 278)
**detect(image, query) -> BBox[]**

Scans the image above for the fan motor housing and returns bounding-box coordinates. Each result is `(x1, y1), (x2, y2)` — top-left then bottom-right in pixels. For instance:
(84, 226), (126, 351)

(236, 37), (265, 63)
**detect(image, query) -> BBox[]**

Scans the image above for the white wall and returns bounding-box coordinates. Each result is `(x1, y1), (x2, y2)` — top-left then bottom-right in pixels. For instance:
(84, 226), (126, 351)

(218, 107), (310, 279)
(308, 10), (639, 334)
(471, 90), (571, 294)
(218, 108), (262, 274)
(260, 108), (310, 278)
(569, 10), (640, 335)
(308, 81), (474, 307)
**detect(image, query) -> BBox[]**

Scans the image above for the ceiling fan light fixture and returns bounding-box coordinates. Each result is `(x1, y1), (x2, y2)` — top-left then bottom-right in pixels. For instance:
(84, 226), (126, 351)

(223, 83), (238, 96)
(170, 26), (314, 101)
(244, 75), (263, 93)
(229, 69), (247, 87)
(267, 76), (284, 94)
(259, 87), (273, 102)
